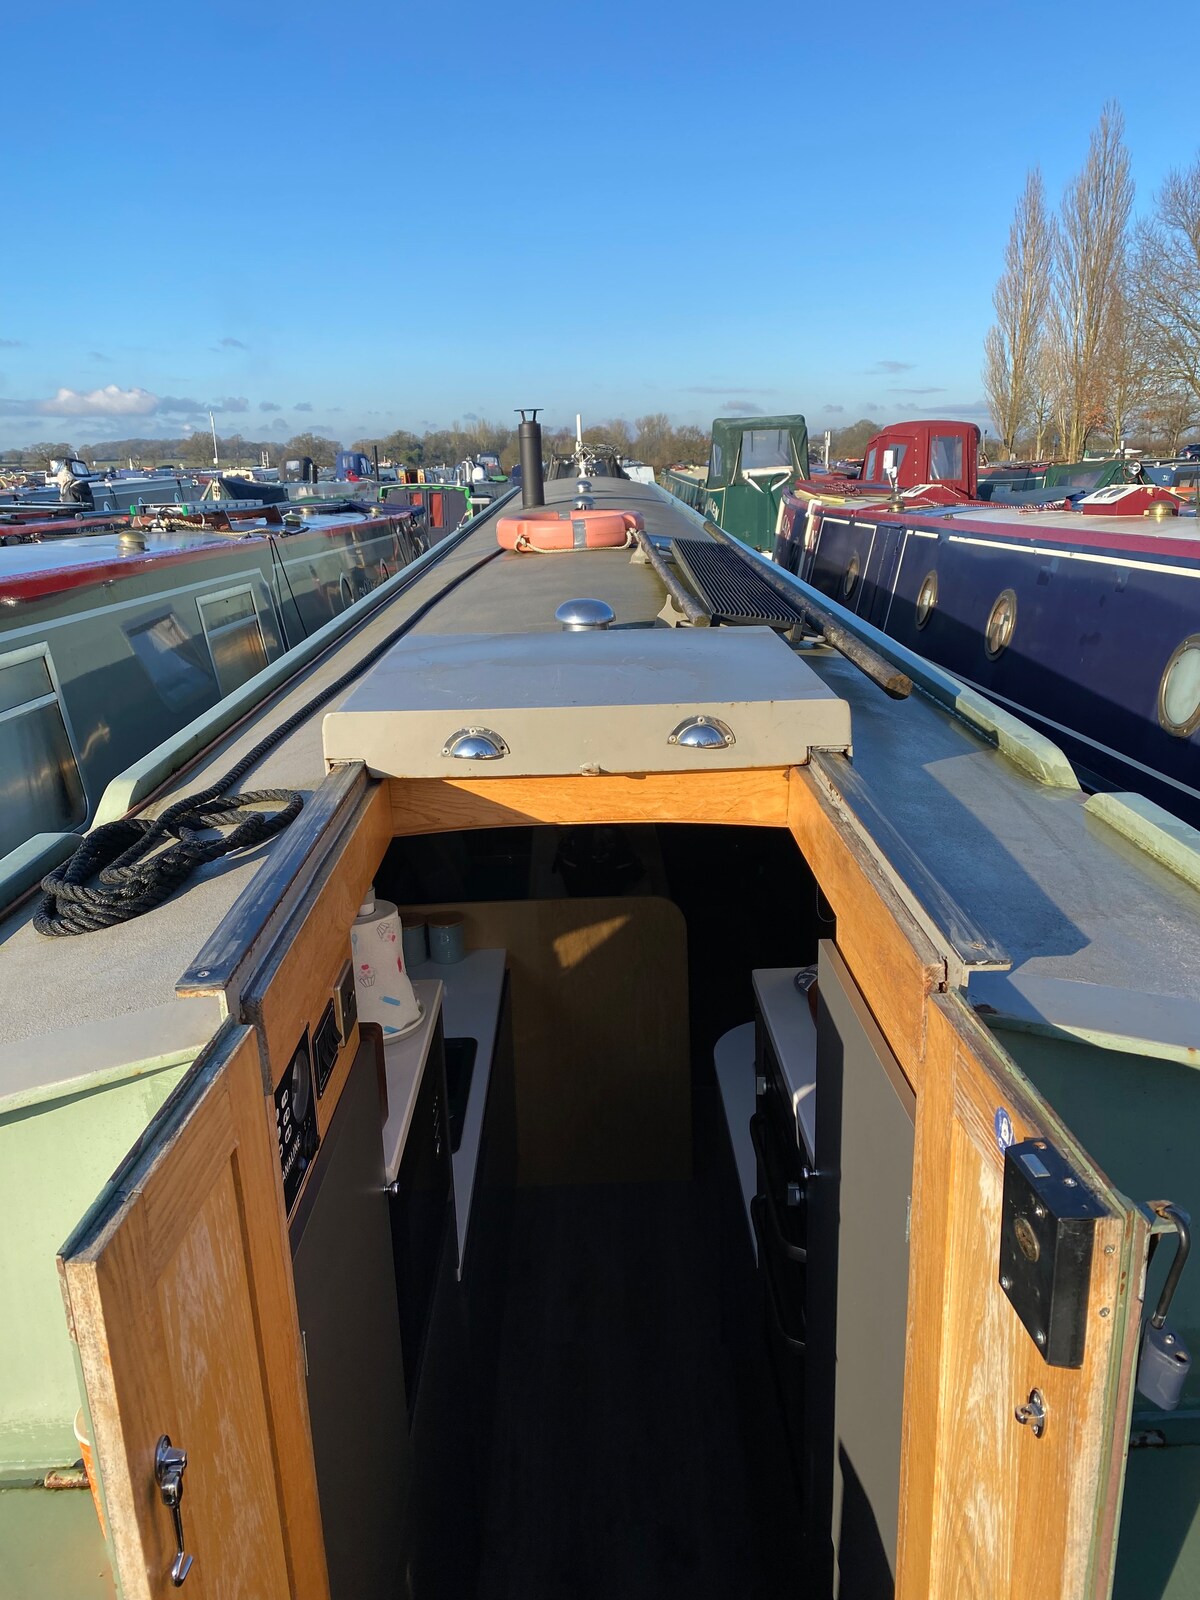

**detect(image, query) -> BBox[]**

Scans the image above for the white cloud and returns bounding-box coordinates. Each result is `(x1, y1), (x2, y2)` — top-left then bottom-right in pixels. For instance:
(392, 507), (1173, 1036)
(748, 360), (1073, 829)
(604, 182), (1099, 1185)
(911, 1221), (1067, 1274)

(38, 384), (159, 417)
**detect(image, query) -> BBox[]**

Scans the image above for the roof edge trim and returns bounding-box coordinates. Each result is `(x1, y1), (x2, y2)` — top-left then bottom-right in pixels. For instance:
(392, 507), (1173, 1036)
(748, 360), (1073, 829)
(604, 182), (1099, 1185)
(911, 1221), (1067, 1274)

(1084, 791), (1200, 895)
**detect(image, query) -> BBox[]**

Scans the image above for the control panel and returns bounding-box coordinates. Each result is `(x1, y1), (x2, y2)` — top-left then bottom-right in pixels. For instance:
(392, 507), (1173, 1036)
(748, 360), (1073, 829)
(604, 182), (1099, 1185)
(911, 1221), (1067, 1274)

(275, 1028), (319, 1214)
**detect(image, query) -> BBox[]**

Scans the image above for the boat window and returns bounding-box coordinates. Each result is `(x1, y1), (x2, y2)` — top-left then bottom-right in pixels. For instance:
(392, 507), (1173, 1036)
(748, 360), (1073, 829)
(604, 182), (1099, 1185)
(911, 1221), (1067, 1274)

(985, 589), (1017, 659)
(930, 434), (963, 481)
(843, 553), (861, 599)
(1158, 635), (1200, 738)
(125, 611), (215, 710)
(0, 645), (86, 858)
(1059, 465), (1105, 490)
(708, 440), (723, 481)
(916, 570), (938, 627)
(197, 585), (269, 697)
(740, 430), (792, 472)
(864, 447), (878, 481)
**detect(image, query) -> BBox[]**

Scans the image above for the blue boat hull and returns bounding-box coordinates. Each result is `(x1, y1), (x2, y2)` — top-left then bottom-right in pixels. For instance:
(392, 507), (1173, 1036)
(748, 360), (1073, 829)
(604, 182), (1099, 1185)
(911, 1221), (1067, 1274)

(781, 509), (1200, 825)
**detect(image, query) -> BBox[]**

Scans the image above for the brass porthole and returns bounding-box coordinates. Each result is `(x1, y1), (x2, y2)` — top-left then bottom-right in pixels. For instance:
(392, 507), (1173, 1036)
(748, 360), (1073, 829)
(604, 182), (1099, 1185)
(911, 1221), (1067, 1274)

(843, 553), (861, 599)
(916, 570), (938, 628)
(1158, 634), (1200, 738)
(985, 589), (1017, 659)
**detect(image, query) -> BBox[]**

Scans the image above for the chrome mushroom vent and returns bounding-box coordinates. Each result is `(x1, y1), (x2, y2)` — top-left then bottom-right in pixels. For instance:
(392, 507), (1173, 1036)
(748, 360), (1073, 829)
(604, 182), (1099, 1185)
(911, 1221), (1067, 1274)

(555, 598), (614, 632)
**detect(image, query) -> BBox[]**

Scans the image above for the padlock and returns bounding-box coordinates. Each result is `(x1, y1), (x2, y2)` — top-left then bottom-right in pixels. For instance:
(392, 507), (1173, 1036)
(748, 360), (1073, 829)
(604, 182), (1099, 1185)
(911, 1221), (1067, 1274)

(1138, 1323), (1192, 1411)
(1136, 1203), (1192, 1412)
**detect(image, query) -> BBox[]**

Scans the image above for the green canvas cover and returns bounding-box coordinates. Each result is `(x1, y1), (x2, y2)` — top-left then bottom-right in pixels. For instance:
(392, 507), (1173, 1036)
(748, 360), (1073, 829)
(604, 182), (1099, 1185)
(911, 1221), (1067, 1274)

(706, 415), (809, 488)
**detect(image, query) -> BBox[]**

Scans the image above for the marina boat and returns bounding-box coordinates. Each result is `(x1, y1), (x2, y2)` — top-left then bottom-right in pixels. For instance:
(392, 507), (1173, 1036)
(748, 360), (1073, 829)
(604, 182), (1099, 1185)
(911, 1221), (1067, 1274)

(0, 501), (428, 873)
(3, 420), (1200, 1599)
(662, 414), (809, 550)
(975, 454), (1178, 507)
(0, 461), (209, 516)
(789, 419), (982, 510)
(776, 457), (1200, 825)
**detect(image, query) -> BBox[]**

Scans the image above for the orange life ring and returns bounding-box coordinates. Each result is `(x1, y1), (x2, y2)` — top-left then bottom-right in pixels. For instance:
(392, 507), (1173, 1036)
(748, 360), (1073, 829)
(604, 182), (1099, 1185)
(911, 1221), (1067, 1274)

(496, 507), (644, 552)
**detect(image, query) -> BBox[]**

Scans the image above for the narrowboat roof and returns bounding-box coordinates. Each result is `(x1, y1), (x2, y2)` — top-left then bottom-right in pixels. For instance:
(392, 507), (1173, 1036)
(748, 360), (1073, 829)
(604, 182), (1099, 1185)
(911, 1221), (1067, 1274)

(4, 476), (1200, 1107)
(0, 505), (411, 588)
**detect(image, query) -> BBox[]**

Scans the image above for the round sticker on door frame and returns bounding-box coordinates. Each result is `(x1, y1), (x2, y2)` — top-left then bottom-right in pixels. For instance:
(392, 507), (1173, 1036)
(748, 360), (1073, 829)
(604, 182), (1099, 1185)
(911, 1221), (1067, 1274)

(994, 1105), (1015, 1155)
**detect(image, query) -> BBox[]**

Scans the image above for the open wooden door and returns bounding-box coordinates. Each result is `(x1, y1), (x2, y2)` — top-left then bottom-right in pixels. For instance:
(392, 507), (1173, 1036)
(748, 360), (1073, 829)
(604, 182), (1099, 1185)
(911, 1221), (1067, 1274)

(58, 1024), (329, 1600)
(897, 992), (1151, 1600)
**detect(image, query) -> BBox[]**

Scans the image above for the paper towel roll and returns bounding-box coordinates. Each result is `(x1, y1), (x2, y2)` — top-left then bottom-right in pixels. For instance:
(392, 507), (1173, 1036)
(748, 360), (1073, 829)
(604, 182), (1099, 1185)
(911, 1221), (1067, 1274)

(351, 891), (422, 1038)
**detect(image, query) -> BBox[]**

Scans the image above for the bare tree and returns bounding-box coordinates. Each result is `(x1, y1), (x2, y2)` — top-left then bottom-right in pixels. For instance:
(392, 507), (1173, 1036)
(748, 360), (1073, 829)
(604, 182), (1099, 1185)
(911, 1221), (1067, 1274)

(983, 169), (1055, 457)
(1051, 102), (1135, 460)
(1028, 342), (1059, 458)
(1097, 270), (1151, 451)
(1141, 379), (1200, 455)
(1133, 157), (1200, 411)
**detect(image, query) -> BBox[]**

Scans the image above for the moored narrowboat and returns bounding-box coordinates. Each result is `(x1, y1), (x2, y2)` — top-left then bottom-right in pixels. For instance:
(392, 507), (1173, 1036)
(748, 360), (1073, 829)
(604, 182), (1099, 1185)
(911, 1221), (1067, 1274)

(0, 502), (429, 875)
(662, 414), (809, 551)
(778, 481), (1200, 824)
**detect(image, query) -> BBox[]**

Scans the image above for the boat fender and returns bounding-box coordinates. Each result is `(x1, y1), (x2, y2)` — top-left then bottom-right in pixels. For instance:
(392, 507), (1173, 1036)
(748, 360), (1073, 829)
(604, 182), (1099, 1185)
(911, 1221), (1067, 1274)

(496, 507), (644, 553)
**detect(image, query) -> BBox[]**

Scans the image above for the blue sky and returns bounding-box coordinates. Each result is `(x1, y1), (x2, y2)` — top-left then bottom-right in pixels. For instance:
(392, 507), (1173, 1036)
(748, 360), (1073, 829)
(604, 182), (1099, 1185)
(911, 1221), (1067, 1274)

(0, 0), (1194, 450)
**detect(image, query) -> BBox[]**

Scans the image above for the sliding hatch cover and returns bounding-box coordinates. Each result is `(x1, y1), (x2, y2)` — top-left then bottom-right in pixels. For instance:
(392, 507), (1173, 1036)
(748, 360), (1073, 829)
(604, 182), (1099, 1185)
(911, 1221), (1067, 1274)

(321, 626), (852, 779)
(58, 1025), (329, 1600)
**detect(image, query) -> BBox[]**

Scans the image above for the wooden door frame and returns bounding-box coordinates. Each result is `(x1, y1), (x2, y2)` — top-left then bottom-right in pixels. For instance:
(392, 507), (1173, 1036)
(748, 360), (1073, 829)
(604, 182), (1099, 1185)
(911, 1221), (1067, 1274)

(59, 1023), (329, 1600)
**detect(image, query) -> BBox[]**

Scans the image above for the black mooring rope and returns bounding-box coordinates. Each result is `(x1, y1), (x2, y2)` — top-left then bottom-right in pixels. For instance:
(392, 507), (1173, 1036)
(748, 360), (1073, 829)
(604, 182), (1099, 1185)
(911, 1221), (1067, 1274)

(34, 542), (502, 937)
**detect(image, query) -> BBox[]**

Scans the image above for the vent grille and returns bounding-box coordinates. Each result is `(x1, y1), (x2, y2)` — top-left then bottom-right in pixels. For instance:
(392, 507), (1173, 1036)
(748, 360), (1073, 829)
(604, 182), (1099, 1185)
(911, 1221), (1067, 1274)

(671, 539), (804, 628)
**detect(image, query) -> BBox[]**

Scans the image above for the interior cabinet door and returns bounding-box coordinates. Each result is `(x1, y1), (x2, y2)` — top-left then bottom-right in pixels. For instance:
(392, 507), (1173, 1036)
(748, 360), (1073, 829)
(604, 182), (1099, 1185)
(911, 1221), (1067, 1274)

(816, 940), (916, 1599)
(58, 1024), (329, 1600)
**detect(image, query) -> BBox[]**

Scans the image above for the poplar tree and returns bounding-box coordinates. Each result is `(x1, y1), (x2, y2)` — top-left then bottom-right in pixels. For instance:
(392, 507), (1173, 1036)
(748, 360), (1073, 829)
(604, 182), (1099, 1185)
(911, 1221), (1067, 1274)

(1133, 156), (1200, 413)
(983, 168), (1055, 457)
(1050, 103), (1134, 461)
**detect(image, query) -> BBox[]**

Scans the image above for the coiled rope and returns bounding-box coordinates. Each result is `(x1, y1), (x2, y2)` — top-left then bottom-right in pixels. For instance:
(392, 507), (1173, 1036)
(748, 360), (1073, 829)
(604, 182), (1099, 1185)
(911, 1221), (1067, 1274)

(35, 542), (502, 937)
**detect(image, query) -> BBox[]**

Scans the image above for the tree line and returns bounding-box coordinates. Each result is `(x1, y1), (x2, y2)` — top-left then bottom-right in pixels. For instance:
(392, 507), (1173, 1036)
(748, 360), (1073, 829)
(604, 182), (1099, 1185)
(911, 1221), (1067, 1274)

(983, 103), (1200, 461)
(0, 432), (336, 472)
(2, 415), (714, 476)
(348, 414), (712, 474)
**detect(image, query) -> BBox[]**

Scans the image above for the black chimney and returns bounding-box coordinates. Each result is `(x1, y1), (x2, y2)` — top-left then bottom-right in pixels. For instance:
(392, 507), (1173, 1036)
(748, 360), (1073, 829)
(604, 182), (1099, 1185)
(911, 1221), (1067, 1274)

(517, 408), (544, 508)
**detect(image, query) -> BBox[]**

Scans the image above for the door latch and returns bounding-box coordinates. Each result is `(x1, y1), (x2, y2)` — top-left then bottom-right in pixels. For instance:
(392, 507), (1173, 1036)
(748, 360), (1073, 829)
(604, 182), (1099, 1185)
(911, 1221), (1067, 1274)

(155, 1435), (194, 1586)
(1137, 1203), (1192, 1412)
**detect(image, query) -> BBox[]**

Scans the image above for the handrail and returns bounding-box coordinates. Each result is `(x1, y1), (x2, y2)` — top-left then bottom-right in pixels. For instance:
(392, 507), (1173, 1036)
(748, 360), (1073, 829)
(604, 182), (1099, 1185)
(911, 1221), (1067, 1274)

(633, 528), (710, 625)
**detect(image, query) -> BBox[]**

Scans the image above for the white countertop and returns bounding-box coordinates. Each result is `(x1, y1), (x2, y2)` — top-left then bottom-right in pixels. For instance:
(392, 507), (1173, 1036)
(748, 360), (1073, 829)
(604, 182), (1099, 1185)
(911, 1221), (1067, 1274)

(380, 979), (444, 1185)
(752, 968), (817, 1164)
(380, 950), (507, 1274)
